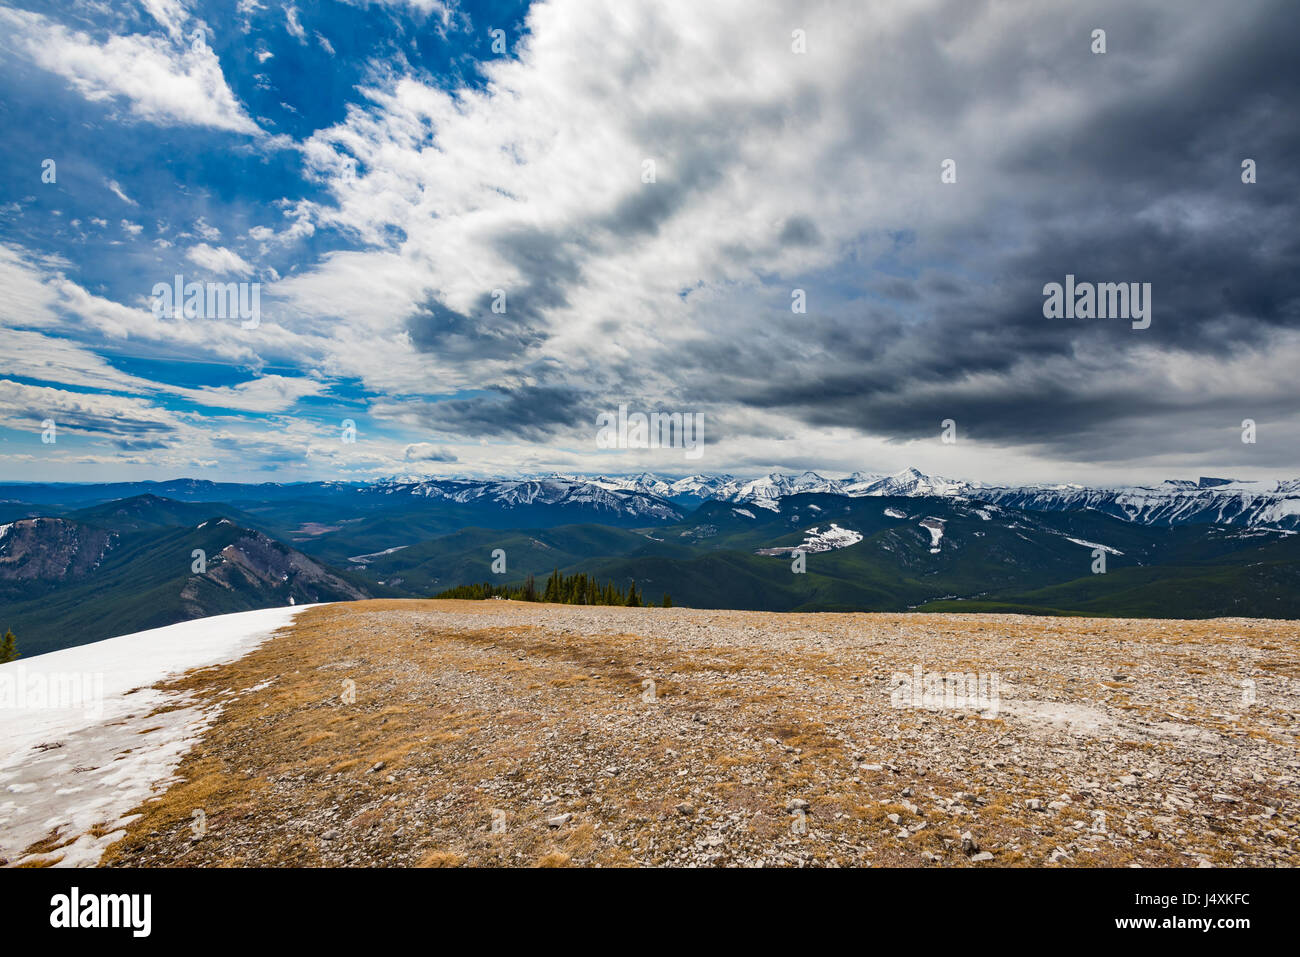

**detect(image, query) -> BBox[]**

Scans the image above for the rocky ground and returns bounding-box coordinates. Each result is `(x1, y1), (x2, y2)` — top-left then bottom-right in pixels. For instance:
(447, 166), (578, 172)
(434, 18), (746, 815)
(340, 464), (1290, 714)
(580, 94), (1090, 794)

(65, 599), (1300, 867)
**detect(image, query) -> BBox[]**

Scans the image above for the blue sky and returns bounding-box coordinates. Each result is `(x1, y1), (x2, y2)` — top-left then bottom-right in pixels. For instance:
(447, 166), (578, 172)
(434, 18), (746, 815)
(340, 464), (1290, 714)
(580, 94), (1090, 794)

(1, 1), (1297, 486)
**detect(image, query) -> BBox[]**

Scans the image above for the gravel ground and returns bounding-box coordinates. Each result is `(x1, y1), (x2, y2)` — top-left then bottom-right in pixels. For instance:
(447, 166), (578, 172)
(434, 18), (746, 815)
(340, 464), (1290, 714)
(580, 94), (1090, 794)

(78, 599), (1300, 867)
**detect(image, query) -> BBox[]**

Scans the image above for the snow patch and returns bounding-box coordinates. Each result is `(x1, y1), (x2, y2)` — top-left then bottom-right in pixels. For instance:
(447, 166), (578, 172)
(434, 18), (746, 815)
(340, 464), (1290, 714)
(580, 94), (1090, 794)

(0, 605), (318, 866)
(754, 523), (863, 556)
(919, 518), (945, 553)
(800, 524), (863, 552)
(1065, 537), (1124, 555)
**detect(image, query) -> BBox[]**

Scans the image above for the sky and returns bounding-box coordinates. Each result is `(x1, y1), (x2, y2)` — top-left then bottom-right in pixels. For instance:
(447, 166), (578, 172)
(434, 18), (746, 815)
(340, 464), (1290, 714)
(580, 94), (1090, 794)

(0, 0), (1297, 487)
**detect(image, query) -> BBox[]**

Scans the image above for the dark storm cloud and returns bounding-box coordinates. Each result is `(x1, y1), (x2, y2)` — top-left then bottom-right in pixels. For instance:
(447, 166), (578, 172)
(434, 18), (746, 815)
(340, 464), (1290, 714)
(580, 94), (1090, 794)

(405, 294), (544, 361)
(633, 0), (1300, 465)
(403, 443), (458, 463)
(406, 383), (591, 440)
(778, 215), (822, 247)
(381, 0), (1298, 473)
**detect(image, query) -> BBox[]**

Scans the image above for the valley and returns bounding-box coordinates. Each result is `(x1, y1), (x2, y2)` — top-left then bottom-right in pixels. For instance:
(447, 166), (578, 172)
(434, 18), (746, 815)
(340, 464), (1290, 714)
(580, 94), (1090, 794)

(3, 469), (1300, 656)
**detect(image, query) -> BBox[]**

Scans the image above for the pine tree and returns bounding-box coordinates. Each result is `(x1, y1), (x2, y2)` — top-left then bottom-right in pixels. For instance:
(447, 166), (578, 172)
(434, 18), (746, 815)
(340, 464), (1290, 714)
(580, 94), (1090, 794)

(661, 593), (673, 608)
(625, 581), (640, 607)
(0, 629), (18, 664)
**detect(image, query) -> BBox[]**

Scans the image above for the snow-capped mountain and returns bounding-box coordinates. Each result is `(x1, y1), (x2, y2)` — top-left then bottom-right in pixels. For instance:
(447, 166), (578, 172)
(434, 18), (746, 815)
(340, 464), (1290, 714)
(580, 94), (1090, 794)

(680, 467), (976, 509)
(369, 468), (1300, 530)
(731, 471), (844, 510)
(843, 467), (976, 498)
(666, 474), (744, 501)
(587, 472), (673, 497)
(373, 475), (682, 520)
(973, 477), (1300, 530)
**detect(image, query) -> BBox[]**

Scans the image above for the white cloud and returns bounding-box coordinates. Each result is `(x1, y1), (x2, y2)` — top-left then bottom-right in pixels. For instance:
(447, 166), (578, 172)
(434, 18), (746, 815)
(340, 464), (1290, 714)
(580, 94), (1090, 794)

(107, 179), (138, 205)
(171, 374), (326, 412)
(0, 378), (179, 440)
(285, 5), (307, 41)
(138, 0), (191, 41)
(192, 217), (222, 241)
(0, 7), (260, 134)
(186, 243), (255, 276)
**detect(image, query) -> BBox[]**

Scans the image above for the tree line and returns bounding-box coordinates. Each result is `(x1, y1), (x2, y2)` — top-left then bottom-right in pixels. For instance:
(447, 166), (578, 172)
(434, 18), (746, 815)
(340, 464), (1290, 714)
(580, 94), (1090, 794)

(435, 570), (672, 607)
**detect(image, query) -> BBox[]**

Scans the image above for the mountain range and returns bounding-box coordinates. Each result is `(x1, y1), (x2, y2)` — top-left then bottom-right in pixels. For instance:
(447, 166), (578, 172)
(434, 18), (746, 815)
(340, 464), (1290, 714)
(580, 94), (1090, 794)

(4, 467), (1299, 655)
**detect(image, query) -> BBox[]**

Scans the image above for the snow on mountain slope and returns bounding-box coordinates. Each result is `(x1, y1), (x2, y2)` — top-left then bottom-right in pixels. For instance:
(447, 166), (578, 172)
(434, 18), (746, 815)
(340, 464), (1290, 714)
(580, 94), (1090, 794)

(0, 605), (317, 867)
(918, 518), (946, 554)
(755, 523), (864, 555)
(1063, 537), (1123, 555)
(800, 524), (865, 552)
(732, 471), (843, 509)
(975, 478), (1300, 530)
(375, 475), (682, 520)
(667, 474), (742, 500)
(589, 472), (673, 497)
(375, 469), (1300, 530)
(859, 468), (974, 497)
